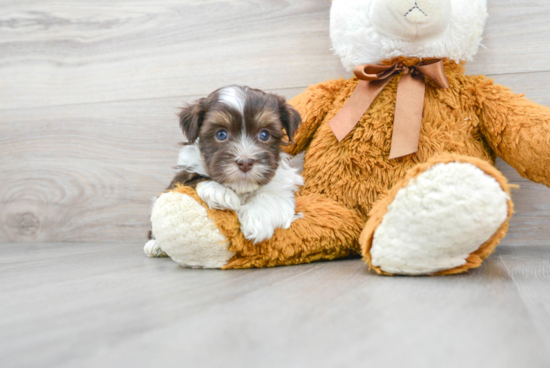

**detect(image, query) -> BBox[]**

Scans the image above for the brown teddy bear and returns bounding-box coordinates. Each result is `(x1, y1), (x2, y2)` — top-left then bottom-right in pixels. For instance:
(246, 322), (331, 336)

(147, 0), (549, 275)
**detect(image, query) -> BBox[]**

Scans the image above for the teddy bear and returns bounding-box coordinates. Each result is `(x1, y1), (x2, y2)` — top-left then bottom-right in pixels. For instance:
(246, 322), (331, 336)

(147, 0), (550, 275)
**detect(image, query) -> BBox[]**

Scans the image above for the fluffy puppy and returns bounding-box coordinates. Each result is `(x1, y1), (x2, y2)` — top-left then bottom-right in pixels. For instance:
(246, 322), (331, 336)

(145, 86), (303, 257)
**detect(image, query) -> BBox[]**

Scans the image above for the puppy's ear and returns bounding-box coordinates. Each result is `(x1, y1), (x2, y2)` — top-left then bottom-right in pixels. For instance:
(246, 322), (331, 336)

(277, 96), (302, 142)
(179, 98), (206, 144)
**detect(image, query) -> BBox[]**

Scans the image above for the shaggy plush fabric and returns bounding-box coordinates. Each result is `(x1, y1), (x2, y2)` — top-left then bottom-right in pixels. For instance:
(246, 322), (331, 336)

(366, 157), (510, 275)
(160, 185), (362, 269)
(361, 154), (514, 276)
(330, 0), (488, 70)
(151, 190), (234, 268)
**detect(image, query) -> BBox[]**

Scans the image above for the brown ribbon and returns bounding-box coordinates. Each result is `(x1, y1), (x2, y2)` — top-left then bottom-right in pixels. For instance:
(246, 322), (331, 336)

(329, 59), (450, 159)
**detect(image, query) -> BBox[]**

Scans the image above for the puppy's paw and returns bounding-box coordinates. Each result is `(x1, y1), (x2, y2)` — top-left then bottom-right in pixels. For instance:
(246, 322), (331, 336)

(144, 239), (168, 258)
(238, 209), (276, 244)
(197, 181), (241, 211)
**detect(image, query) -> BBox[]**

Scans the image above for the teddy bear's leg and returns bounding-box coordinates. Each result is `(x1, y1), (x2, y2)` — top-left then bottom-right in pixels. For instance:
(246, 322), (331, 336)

(224, 193), (365, 269)
(360, 154), (513, 276)
(150, 190), (235, 269)
(150, 184), (365, 269)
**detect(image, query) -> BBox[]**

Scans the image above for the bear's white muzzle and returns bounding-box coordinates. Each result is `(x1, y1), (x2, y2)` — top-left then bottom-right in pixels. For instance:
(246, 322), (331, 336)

(370, 0), (452, 41)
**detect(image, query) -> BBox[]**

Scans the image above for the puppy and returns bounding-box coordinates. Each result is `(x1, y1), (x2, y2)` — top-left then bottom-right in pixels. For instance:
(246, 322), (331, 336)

(145, 86), (303, 257)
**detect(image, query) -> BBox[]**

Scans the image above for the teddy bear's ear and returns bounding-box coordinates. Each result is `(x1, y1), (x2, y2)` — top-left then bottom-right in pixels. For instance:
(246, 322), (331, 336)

(179, 98), (206, 144)
(277, 96), (302, 142)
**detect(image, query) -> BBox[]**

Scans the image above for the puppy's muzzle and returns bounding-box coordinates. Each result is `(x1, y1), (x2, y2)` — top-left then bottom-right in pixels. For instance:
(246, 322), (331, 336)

(237, 158), (254, 173)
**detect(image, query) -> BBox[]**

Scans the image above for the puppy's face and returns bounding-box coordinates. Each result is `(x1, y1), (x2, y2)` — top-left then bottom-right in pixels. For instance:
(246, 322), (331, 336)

(179, 86), (301, 194)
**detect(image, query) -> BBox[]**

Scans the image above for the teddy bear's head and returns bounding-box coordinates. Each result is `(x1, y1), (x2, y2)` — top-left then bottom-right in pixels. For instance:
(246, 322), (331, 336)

(330, 0), (488, 71)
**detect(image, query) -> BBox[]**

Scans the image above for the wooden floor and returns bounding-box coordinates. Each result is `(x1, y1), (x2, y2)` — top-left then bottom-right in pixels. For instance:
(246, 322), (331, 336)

(1, 242), (550, 368)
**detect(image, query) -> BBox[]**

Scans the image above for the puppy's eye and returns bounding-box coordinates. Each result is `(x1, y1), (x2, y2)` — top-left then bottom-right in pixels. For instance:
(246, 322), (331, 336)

(258, 130), (270, 142)
(216, 130), (228, 141)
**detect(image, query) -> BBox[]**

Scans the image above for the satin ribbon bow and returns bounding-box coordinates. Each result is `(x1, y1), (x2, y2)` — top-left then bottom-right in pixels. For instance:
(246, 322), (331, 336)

(329, 59), (450, 159)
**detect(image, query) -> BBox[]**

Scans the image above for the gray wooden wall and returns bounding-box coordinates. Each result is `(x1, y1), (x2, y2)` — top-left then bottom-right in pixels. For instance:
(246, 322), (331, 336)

(1, 0), (549, 243)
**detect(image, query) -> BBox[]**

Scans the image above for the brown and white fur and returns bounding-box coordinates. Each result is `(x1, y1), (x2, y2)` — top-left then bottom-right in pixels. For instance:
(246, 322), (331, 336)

(145, 86), (303, 257)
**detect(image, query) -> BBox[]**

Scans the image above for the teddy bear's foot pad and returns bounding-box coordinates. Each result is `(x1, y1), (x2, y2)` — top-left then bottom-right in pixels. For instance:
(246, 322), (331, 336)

(151, 191), (234, 269)
(369, 161), (509, 275)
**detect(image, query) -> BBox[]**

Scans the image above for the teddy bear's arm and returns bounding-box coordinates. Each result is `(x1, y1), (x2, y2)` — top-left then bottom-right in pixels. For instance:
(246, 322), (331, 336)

(476, 77), (550, 187)
(284, 80), (346, 155)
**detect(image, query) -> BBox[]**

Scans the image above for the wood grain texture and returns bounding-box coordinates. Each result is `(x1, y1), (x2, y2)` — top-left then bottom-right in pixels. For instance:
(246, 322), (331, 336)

(0, 0), (344, 109)
(1, 243), (550, 368)
(0, 0), (549, 243)
(466, 0), (550, 75)
(499, 246), (550, 349)
(1, 0), (550, 109)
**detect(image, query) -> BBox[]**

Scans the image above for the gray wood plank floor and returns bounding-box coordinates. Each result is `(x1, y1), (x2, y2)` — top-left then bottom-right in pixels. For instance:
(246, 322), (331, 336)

(1, 242), (550, 368)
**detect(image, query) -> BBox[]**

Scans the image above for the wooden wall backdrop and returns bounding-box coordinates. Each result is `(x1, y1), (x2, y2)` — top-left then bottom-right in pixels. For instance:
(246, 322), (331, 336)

(0, 0), (549, 243)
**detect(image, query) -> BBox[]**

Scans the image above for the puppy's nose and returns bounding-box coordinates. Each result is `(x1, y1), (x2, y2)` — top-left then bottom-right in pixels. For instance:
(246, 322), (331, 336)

(237, 158), (254, 173)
